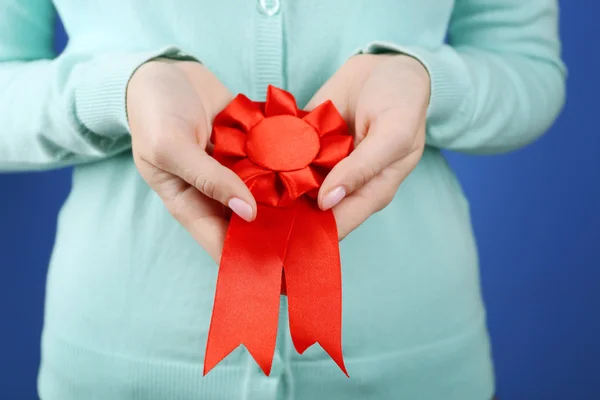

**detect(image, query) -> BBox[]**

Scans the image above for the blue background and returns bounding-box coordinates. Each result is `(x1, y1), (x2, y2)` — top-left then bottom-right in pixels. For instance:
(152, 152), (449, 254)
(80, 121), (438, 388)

(0, 2), (598, 399)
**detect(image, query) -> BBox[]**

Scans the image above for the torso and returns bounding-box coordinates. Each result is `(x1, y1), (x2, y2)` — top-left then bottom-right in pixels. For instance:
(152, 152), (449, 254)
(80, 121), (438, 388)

(40, 1), (494, 399)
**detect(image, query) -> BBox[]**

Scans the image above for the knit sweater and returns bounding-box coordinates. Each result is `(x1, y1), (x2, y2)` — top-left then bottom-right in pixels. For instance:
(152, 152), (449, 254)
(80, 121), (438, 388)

(0, 0), (565, 399)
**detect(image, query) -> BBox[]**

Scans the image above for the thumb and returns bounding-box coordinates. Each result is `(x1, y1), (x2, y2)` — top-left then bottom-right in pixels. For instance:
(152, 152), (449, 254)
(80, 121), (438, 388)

(161, 141), (257, 222)
(317, 135), (385, 211)
(318, 115), (406, 211)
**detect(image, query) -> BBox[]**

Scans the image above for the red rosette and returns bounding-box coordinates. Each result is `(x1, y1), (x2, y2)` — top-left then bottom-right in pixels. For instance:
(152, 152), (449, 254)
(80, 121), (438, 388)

(204, 85), (351, 377)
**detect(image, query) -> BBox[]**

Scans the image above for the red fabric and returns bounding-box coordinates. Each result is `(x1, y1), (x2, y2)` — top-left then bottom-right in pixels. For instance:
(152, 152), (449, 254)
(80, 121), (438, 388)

(204, 85), (351, 377)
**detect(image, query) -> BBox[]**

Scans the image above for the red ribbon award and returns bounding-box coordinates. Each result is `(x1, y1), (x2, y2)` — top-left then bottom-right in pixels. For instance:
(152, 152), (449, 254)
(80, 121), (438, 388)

(203, 85), (352, 377)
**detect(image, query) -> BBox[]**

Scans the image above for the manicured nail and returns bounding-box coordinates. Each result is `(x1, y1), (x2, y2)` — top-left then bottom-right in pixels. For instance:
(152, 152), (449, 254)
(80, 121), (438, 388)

(322, 186), (346, 210)
(228, 198), (254, 222)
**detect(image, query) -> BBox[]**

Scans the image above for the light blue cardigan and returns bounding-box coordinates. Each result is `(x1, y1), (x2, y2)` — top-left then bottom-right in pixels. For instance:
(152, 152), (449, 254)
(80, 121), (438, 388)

(0, 0), (565, 399)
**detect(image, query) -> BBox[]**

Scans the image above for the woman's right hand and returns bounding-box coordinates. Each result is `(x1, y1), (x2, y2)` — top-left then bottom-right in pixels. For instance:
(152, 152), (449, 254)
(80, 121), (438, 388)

(127, 60), (256, 263)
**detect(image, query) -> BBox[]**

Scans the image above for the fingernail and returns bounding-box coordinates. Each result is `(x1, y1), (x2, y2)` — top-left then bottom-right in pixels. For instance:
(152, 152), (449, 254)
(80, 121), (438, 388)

(322, 186), (346, 210)
(228, 198), (254, 222)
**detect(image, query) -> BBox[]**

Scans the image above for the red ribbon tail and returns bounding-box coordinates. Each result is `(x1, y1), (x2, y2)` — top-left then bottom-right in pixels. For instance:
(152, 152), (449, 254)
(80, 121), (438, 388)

(204, 208), (295, 376)
(284, 200), (348, 377)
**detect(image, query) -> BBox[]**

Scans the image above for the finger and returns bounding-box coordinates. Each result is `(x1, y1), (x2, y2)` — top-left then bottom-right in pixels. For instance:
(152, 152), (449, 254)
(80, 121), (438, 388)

(173, 187), (229, 264)
(333, 153), (420, 240)
(304, 76), (355, 126)
(332, 169), (398, 240)
(318, 110), (415, 211)
(147, 168), (229, 263)
(333, 190), (379, 241)
(154, 140), (257, 222)
(304, 54), (386, 123)
(306, 87), (351, 120)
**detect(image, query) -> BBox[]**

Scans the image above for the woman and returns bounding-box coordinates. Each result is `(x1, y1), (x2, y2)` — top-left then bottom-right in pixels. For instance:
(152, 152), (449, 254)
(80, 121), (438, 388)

(0, 0), (565, 399)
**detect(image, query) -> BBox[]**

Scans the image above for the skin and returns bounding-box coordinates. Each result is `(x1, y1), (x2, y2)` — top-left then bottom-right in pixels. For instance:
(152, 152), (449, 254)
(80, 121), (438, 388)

(307, 54), (430, 239)
(127, 60), (252, 263)
(126, 54), (430, 262)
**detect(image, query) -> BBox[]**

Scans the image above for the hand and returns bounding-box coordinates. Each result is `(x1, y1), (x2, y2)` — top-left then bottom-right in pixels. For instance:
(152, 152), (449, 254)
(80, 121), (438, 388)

(127, 60), (257, 263)
(306, 54), (430, 240)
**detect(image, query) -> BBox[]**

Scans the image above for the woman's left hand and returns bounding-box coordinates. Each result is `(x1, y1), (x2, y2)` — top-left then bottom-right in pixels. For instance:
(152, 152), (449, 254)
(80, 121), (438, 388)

(305, 54), (430, 240)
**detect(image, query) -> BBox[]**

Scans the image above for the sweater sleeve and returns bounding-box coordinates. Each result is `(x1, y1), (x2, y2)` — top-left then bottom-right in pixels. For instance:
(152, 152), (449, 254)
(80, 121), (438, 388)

(0, 0), (196, 171)
(361, 0), (566, 154)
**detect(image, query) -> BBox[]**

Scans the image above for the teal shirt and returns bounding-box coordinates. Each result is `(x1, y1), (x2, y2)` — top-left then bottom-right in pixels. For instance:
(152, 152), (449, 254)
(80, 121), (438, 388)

(0, 1), (565, 399)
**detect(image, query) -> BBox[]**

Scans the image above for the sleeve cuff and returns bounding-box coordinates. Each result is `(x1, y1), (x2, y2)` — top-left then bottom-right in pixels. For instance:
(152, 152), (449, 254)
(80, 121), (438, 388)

(357, 42), (471, 128)
(74, 46), (199, 138)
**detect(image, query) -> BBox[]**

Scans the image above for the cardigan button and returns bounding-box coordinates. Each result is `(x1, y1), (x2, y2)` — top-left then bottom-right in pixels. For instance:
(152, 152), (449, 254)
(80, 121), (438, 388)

(258, 0), (280, 16)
